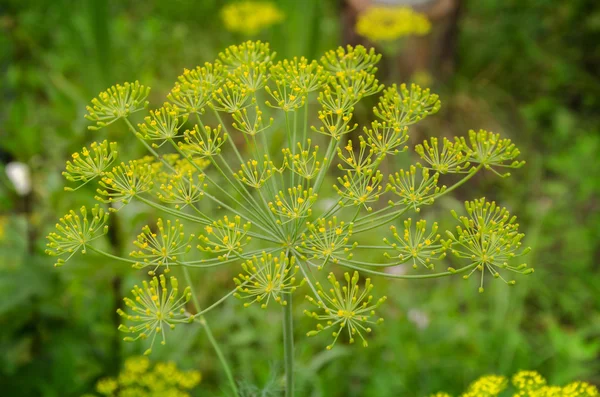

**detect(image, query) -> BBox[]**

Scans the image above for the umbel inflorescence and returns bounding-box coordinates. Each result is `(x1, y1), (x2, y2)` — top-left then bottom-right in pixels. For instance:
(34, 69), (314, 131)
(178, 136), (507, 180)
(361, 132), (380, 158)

(47, 41), (531, 355)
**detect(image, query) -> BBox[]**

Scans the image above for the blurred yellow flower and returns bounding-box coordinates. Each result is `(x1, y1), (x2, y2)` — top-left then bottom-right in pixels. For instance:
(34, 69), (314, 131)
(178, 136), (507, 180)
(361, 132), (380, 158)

(356, 6), (431, 43)
(94, 356), (201, 396)
(221, 1), (284, 36)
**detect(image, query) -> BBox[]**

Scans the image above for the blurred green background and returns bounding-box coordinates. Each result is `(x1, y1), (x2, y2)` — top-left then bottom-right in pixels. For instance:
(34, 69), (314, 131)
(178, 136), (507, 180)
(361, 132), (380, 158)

(1, 0), (599, 396)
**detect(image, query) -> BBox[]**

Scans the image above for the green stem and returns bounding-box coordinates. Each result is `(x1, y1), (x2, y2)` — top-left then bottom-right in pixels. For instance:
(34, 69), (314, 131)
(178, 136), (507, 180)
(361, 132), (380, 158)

(282, 291), (294, 397)
(182, 267), (238, 396)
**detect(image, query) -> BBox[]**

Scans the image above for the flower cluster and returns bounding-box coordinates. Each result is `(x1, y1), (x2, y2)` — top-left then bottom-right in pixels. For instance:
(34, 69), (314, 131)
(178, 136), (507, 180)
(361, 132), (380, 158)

(356, 6), (431, 43)
(130, 218), (194, 275)
(305, 271), (386, 349)
(117, 275), (194, 355)
(445, 198), (532, 293)
(45, 205), (109, 267)
(429, 370), (598, 397)
(49, 41), (531, 356)
(234, 252), (302, 308)
(63, 140), (118, 190)
(90, 355), (201, 397)
(85, 81), (150, 130)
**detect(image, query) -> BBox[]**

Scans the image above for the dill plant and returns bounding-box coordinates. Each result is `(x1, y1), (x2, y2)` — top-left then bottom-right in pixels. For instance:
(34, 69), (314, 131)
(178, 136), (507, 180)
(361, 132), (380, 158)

(46, 41), (533, 396)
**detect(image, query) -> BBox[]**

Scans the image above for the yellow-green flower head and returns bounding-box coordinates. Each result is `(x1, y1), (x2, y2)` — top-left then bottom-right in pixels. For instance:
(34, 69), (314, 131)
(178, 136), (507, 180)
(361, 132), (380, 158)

(387, 164), (445, 211)
(157, 170), (206, 209)
(337, 137), (376, 174)
(117, 275), (194, 355)
(356, 6), (431, 43)
(462, 129), (526, 177)
(96, 159), (158, 205)
(85, 81), (150, 130)
(181, 124), (228, 158)
(373, 83), (441, 127)
(283, 139), (322, 180)
(271, 57), (325, 94)
(320, 45), (382, 74)
(210, 79), (254, 113)
(63, 140), (118, 191)
(130, 218), (195, 275)
(218, 41), (275, 70)
(304, 271), (386, 349)
(334, 169), (384, 212)
(197, 215), (252, 260)
(363, 120), (409, 156)
(138, 103), (188, 146)
(95, 355), (201, 396)
(265, 78), (305, 112)
(168, 62), (225, 115)
(429, 393), (452, 397)
(445, 198), (533, 292)
(461, 374), (507, 397)
(269, 185), (317, 223)
(221, 1), (284, 36)
(384, 218), (446, 270)
(45, 205), (109, 267)
(234, 155), (278, 188)
(415, 136), (471, 174)
(234, 251), (304, 308)
(298, 217), (356, 267)
(232, 105), (274, 136)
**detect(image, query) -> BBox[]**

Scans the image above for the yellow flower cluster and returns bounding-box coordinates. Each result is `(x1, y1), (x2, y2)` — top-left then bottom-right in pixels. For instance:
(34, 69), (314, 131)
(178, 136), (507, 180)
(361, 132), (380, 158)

(221, 1), (284, 36)
(356, 6), (431, 43)
(91, 356), (201, 396)
(428, 370), (599, 397)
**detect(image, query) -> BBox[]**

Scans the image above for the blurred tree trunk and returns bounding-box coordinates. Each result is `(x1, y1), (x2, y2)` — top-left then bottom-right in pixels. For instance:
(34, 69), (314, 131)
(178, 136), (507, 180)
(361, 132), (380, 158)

(344, 0), (462, 82)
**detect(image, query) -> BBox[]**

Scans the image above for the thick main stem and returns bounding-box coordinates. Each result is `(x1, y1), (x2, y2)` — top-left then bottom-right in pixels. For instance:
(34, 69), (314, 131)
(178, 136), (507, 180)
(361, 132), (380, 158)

(282, 291), (295, 397)
(182, 267), (238, 396)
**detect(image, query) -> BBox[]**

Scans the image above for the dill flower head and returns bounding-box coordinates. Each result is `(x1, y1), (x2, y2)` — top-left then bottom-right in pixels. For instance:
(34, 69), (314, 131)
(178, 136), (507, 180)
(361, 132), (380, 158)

(52, 40), (533, 358)
(96, 159), (157, 205)
(130, 218), (194, 275)
(85, 81), (150, 130)
(117, 275), (194, 355)
(234, 252), (303, 308)
(62, 140), (118, 190)
(45, 205), (109, 267)
(221, 1), (284, 36)
(384, 218), (446, 270)
(304, 271), (386, 349)
(415, 136), (471, 174)
(356, 6), (431, 43)
(445, 198), (533, 292)
(197, 215), (252, 260)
